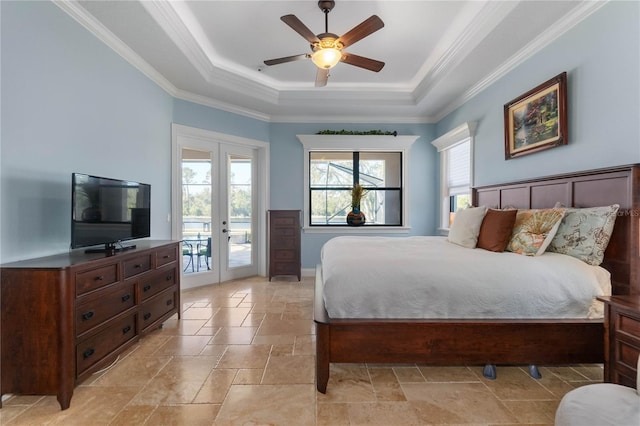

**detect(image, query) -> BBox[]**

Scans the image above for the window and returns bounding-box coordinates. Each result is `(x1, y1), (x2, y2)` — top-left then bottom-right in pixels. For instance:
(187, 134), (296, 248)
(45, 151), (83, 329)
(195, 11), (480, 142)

(309, 151), (402, 226)
(298, 135), (419, 232)
(431, 122), (476, 231)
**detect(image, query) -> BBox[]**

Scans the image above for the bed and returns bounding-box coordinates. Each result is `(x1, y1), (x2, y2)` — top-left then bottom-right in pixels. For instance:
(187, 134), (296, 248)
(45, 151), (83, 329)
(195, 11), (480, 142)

(315, 164), (640, 393)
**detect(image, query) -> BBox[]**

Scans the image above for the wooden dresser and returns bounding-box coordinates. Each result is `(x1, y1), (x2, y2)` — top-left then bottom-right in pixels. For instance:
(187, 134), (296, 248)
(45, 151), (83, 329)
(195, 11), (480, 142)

(0, 240), (181, 410)
(598, 295), (640, 388)
(268, 210), (301, 281)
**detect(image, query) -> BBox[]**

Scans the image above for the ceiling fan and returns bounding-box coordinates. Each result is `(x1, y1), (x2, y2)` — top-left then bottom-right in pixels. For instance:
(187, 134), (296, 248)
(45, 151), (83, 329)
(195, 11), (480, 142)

(263, 0), (385, 87)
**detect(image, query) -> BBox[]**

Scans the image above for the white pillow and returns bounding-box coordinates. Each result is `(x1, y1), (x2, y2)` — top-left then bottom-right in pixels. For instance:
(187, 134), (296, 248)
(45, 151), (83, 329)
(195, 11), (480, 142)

(447, 206), (487, 248)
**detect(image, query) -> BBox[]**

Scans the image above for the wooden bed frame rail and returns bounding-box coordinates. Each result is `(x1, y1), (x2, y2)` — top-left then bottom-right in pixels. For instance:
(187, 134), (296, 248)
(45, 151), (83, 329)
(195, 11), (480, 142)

(315, 164), (640, 393)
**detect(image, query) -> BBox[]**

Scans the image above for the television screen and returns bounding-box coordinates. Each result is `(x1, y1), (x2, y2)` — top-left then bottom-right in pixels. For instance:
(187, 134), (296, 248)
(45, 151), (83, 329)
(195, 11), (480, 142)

(71, 173), (151, 251)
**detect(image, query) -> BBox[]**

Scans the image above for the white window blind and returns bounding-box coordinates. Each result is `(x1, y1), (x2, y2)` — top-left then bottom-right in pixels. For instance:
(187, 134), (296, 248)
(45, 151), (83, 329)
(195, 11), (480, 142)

(447, 140), (470, 196)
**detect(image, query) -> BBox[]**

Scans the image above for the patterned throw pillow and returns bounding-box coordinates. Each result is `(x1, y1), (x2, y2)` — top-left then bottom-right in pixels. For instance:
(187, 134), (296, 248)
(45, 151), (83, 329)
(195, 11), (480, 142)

(547, 204), (620, 265)
(506, 208), (566, 256)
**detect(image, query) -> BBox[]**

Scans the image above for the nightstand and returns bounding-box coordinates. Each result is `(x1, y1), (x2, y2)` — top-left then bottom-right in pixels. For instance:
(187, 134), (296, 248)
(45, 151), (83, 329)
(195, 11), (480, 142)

(597, 295), (640, 388)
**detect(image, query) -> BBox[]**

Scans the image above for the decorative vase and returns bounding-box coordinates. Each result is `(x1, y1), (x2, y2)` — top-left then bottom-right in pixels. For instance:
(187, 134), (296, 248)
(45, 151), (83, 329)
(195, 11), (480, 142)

(346, 207), (366, 226)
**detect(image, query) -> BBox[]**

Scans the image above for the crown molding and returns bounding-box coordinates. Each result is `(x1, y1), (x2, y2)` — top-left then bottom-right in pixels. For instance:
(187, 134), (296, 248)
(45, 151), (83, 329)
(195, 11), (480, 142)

(173, 89), (271, 122)
(269, 114), (433, 124)
(433, 0), (609, 122)
(412, 1), (520, 104)
(139, 1), (214, 81)
(53, 0), (178, 96)
(209, 68), (281, 105)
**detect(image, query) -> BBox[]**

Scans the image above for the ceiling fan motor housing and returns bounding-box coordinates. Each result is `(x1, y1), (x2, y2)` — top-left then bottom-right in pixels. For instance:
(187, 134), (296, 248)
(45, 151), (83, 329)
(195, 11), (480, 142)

(318, 1), (335, 12)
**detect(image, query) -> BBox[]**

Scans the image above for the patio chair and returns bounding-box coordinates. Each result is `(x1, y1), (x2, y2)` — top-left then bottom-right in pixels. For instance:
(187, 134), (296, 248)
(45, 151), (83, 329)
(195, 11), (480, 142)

(197, 237), (211, 271)
(182, 241), (194, 272)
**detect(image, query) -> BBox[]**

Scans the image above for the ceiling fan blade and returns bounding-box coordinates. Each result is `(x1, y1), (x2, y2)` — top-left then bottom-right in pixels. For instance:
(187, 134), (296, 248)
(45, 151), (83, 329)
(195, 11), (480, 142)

(338, 15), (384, 48)
(341, 53), (385, 72)
(281, 14), (320, 44)
(264, 54), (309, 66)
(315, 68), (329, 87)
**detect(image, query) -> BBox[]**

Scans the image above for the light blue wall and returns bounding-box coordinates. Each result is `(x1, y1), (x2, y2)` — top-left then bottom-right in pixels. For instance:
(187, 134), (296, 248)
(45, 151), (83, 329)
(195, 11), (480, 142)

(172, 99), (269, 142)
(269, 122), (437, 268)
(1, 1), (174, 262)
(437, 1), (640, 186)
(2, 0), (636, 270)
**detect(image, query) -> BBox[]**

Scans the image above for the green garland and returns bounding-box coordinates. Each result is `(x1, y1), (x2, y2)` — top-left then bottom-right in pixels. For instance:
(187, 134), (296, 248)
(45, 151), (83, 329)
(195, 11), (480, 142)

(316, 129), (397, 136)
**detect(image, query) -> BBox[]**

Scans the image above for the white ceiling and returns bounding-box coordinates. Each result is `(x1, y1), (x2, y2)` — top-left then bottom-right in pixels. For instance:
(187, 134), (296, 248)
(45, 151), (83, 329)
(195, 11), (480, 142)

(59, 1), (604, 123)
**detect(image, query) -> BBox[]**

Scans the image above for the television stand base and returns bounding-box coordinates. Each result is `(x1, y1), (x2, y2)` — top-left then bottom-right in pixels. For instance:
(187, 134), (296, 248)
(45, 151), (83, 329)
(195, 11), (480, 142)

(85, 243), (137, 254)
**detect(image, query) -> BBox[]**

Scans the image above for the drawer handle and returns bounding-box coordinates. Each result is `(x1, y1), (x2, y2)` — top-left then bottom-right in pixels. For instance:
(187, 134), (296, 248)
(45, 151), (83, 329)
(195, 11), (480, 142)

(81, 310), (95, 321)
(83, 348), (95, 359)
(163, 255), (170, 259)
(143, 313), (151, 321)
(166, 275), (172, 281)
(122, 325), (132, 334)
(134, 264), (143, 269)
(143, 285), (151, 292)
(166, 299), (173, 306)
(121, 294), (131, 302)
(94, 275), (104, 281)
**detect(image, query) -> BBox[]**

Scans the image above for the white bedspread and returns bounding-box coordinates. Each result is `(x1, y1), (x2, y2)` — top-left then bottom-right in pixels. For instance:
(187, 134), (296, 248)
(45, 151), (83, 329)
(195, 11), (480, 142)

(321, 236), (611, 319)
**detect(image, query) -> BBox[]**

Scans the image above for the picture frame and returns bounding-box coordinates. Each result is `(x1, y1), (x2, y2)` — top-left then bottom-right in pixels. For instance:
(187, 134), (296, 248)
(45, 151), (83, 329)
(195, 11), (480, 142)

(504, 72), (567, 160)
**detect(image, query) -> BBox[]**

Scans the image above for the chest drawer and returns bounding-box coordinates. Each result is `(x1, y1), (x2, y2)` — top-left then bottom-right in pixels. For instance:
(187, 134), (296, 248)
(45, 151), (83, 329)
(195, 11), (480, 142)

(271, 262), (298, 274)
(76, 264), (118, 296)
(272, 216), (297, 227)
(140, 266), (176, 301)
(616, 312), (640, 340)
(123, 254), (152, 278)
(156, 246), (178, 267)
(76, 313), (137, 375)
(272, 249), (296, 261)
(75, 283), (136, 336)
(141, 288), (177, 331)
(271, 238), (296, 250)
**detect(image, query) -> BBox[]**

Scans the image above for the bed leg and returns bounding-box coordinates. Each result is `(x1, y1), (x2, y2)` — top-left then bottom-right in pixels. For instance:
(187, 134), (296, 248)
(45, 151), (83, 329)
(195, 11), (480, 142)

(483, 364), (497, 380)
(316, 322), (330, 393)
(528, 364), (542, 379)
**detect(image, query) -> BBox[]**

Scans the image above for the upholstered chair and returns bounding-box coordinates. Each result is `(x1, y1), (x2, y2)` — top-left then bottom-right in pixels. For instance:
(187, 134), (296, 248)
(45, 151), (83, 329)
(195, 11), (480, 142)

(555, 356), (640, 426)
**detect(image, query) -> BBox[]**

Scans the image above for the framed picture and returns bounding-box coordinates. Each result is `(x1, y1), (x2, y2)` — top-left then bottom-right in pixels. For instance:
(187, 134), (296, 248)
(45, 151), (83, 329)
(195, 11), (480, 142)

(504, 72), (567, 160)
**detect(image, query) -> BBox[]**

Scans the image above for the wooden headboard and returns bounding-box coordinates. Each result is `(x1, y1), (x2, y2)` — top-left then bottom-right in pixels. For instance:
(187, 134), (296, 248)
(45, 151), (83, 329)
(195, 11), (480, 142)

(472, 164), (640, 296)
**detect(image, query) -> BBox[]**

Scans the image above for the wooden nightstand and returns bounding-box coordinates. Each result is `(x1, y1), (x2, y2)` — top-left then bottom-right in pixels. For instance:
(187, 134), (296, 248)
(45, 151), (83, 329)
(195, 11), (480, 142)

(598, 295), (640, 388)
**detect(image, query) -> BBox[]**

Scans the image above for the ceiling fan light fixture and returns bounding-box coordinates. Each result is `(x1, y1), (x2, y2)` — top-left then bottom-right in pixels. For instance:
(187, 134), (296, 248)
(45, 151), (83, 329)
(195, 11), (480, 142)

(311, 47), (342, 69)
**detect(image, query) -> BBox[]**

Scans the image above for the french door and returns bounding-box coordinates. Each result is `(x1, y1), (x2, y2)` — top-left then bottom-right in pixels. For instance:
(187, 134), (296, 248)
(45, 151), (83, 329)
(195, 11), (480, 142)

(172, 125), (269, 289)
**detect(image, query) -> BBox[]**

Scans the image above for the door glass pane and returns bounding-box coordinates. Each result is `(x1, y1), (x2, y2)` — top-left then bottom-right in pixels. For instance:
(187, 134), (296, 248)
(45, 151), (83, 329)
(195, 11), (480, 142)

(181, 148), (212, 274)
(228, 154), (252, 268)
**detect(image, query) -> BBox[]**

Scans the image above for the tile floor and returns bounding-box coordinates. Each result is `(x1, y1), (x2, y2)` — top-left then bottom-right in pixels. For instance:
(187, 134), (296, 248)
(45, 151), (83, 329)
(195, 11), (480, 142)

(0, 275), (603, 425)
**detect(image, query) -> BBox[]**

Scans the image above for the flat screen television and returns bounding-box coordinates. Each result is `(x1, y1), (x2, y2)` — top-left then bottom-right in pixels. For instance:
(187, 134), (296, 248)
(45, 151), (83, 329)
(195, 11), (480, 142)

(71, 173), (151, 253)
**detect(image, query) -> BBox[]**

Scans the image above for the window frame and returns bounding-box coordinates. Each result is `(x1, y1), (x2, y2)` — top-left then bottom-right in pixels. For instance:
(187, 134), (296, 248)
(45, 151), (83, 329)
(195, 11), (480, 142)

(431, 122), (476, 234)
(298, 134), (419, 234)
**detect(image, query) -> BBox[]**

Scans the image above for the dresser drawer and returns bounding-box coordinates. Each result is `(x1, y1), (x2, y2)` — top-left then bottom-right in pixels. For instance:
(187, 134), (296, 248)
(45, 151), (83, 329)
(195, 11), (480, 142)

(123, 254), (152, 278)
(141, 288), (177, 331)
(273, 249), (296, 261)
(156, 246), (178, 267)
(272, 262), (298, 274)
(617, 312), (640, 339)
(76, 264), (118, 296)
(272, 216), (297, 227)
(271, 238), (296, 250)
(76, 313), (137, 375)
(140, 266), (176, 301)
(76, 283), (136, 336)
(272, 226), (296, 237)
